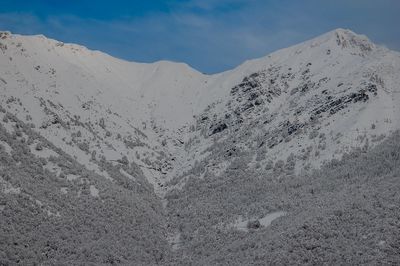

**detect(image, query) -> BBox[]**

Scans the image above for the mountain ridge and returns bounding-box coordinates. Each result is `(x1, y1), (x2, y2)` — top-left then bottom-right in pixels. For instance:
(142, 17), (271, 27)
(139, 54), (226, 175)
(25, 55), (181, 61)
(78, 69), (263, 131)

(1, 28), (399, 195)
(1, 28), (400, 264)
(2, 28), (391, 79)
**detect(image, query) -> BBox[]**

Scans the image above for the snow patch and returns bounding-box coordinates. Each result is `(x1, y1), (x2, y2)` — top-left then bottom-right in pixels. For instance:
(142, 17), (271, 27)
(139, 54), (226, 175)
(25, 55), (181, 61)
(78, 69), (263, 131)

(167, 232), (182, 251)
(89, 185), (99, 198)
(232, 211), (287, 232)
(66, 174), (79, 181)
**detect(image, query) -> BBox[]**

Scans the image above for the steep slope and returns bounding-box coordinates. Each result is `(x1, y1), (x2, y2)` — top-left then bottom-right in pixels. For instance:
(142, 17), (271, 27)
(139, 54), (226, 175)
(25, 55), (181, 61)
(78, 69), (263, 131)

(168, 29), (400, 190)
(0, 31), (215, 194)
(0, 109), (169, 265)
(1, 29), (399, 195)
(159, 30), (400, 263)
(0, 29), (400, 264)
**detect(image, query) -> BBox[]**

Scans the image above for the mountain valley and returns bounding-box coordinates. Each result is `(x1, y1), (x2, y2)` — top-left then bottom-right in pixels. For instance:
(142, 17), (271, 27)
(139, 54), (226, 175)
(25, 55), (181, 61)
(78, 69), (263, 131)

(0, 29), (399, 265)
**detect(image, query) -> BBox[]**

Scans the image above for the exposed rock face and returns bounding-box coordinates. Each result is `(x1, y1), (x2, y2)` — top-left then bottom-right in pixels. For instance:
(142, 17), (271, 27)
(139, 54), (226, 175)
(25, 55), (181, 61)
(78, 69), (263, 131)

(0, 29), (400, 265)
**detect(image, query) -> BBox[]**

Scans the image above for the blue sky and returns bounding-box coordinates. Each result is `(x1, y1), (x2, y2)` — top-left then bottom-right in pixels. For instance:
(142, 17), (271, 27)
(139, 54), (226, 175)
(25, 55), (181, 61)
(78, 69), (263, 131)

(0, 0), (399, 73)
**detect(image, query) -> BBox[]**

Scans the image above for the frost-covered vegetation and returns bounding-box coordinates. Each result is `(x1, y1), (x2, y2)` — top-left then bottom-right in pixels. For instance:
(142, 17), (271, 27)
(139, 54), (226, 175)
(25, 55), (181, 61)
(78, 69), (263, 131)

(165, 131), (400, 265)
(2, 105), (400, 265)
(1, 29), (400, 265)
(0, 112), (169, 265)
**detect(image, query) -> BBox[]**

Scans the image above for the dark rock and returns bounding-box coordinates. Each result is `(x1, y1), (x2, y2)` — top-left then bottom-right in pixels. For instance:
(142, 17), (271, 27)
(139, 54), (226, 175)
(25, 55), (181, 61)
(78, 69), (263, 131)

(242, 102), (254, 111)
(248, 92), (259, 101)
(210, 123), (228, 135)
(247, 220), (261, 230)
(254, 99), (264, 106)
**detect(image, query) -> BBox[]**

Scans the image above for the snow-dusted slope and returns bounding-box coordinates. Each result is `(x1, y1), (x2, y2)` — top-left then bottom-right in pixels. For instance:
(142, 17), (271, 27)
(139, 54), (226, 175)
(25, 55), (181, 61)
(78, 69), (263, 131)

(0, 31), (212, 193)
(1, 28), (400, 265)
(0, 29), (399, 196)
(0, 32), (212, 127)
(168, 29), (400, 190)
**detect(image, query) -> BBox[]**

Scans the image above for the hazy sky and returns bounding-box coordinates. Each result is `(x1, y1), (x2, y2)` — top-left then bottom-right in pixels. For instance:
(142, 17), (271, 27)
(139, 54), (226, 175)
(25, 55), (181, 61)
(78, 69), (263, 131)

(0, 0), (399, 73)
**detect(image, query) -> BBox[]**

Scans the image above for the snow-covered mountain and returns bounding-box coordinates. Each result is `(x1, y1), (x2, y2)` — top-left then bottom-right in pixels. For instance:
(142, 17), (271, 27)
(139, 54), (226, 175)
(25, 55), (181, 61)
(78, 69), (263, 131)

(1, 29), (400, 264)
(172, 28), (400, 187)
(1, 29), (399, 195)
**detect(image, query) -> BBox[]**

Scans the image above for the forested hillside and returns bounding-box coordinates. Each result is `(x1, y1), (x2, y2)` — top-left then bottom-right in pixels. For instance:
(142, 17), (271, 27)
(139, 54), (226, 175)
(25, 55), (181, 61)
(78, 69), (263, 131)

(0, 29), (399, 265)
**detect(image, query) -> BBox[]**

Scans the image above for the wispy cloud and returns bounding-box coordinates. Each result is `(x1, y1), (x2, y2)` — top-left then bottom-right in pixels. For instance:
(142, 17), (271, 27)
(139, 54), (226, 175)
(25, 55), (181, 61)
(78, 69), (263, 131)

(178, 0), (251, 11)
(0, 1), (399, 73)
(0, 12), (44, 33)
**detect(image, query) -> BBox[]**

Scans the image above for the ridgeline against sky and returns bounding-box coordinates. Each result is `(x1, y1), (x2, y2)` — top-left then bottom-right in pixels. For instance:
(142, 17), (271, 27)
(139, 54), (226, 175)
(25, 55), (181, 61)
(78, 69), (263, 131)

(0, 0), (399, 73)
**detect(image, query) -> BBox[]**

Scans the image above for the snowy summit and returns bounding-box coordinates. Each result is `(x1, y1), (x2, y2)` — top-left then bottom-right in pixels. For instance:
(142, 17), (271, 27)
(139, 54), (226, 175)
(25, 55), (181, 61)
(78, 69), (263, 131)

(0, 28), (400, 265)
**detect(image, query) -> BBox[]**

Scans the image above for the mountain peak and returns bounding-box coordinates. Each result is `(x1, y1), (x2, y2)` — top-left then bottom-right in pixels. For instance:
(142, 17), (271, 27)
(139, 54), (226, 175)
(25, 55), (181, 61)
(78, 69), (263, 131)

(328, 28), (375, 53)
(1, 27), (400, 265)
